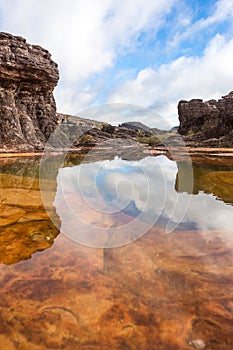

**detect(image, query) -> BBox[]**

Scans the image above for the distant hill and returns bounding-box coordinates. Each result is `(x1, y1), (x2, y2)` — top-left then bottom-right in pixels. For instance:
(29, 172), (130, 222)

(119, 121), (178, 135)
(119, 122), (152, 133)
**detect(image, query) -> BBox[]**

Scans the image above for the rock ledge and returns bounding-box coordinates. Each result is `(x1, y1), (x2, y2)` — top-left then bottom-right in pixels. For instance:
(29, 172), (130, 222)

(178, 92), (233, 147)
(0, 32), (59, 152)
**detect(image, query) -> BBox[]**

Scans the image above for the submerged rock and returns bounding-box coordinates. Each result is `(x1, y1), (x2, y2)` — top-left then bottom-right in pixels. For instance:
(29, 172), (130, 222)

(190, 339), (206, 349)
(0, 32), (59, 152)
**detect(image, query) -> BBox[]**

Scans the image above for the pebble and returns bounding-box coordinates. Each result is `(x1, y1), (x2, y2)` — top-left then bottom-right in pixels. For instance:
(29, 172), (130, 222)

(190, 339), (206, 349)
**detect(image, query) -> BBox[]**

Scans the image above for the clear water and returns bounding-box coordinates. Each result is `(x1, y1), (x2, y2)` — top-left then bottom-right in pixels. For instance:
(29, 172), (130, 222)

(0, 153), (233, 349)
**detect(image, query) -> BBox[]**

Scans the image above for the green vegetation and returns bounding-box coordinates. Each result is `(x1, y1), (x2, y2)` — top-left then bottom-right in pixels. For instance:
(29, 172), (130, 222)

(78, 134), (95, 145)
(137, 135), (161, 146)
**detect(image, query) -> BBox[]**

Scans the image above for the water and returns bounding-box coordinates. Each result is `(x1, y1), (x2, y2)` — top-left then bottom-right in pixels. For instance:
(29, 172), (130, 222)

(0, 153), (233, 349)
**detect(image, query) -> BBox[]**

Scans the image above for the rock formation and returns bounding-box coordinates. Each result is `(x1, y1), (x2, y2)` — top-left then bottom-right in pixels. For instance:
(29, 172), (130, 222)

(0, 32), (59, 152)
(119, 121), (152, 133)
(178, 92), (233, 147)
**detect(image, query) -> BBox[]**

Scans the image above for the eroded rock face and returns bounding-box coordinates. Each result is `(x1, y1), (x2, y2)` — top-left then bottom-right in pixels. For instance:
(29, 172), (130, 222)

(178, 92), (233, 147)
(0, 32), (59, 152)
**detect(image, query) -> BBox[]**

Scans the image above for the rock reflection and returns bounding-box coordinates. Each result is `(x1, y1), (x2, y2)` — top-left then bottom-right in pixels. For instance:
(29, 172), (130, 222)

(175, 160), (233, 204)
(0, 157), (60, 264)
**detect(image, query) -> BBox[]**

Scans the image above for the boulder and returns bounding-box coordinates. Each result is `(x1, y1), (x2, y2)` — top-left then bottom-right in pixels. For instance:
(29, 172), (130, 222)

(178, 92), (233, 147)
(0, 32), (59, 152)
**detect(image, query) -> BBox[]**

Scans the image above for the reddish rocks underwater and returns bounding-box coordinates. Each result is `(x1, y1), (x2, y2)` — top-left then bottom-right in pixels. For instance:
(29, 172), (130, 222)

(0, 32), (59, 152)
(0, 211), (233, 349)
(0, 155), (233, 349)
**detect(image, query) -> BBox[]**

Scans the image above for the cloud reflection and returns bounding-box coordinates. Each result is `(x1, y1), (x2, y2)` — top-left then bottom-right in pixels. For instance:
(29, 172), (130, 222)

(54, 155), (233, 248)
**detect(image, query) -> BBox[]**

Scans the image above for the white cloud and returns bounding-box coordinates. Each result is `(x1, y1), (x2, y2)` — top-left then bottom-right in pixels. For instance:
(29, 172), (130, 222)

(108, 34), (233, 126)
(77, 103), (172, 129)
(168, 0), (233, 50)
(0, 0), (176, 113)
(1, 0), (233, 126)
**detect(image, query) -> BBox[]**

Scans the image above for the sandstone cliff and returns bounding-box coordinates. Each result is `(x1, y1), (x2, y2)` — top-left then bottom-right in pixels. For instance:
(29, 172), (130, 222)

(178, 92), (233, 147)
(0, 32), (59, 152)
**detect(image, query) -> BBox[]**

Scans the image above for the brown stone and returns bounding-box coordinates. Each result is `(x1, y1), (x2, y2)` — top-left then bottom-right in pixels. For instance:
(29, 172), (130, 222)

(0, 32), (59, 152)
(178, 92), (233, 147)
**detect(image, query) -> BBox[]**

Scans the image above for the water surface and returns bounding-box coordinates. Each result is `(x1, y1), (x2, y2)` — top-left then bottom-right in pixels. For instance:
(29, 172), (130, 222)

(0, 153), (233, 349)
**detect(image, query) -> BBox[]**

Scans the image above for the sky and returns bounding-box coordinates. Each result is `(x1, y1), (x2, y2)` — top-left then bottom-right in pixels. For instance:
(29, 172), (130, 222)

(0, 0), (233, 127)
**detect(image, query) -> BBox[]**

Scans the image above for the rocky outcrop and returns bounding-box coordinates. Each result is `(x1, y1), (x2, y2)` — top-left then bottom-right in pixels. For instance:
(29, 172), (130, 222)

(178, 92), (233, 147)
(74, 124), (151, 147)
(0, 32), (59, 152)
(119, 121), (152, 133)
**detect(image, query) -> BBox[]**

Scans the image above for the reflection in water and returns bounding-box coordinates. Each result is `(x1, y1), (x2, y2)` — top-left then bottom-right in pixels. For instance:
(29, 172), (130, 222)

(176, 160), (233, 204)
(54, 155), (233, 244)
(175, 160), (233, 234)
(1, 154), (233, 257)
(0, 157), (60, 264)
(0, 154), (233, 349)
(1, 153), (233, 258)
(54, 156), (168, 247)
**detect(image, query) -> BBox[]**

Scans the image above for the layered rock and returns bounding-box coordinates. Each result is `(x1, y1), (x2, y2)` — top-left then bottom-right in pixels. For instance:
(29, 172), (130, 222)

(0, 32), (59, 152)
(178, 92), (233, 147)
(119, 121), (152, 133)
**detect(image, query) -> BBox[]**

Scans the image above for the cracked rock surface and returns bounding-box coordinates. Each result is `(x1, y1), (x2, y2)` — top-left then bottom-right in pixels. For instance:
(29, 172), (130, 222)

(178, 92), (233, 147)
(0, 32), (59, 152)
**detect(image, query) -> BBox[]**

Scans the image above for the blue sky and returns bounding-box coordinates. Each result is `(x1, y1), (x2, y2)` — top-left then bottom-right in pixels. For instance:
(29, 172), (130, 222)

(0, 0), (233, 127)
